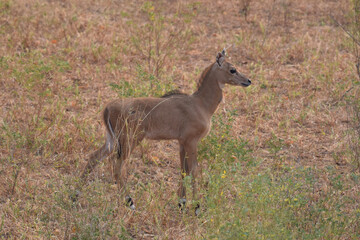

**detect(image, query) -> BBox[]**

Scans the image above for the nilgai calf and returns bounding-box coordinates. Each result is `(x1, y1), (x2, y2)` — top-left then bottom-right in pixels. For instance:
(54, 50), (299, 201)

(80, 49), (251, 213)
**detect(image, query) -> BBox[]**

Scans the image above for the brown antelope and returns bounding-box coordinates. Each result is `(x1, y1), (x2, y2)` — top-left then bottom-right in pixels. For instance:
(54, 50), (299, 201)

(80, 49), (251, 212)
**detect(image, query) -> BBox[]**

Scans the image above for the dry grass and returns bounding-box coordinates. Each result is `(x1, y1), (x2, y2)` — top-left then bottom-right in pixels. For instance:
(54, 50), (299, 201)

(1, 0), (360, 239)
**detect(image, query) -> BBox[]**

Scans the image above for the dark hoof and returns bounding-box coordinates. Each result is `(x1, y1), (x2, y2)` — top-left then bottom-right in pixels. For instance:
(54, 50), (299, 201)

(125, 195), (135, 210)
(195, 203), (200, 216)
(70, 190), (80, 202)
(178, 198), (186, 212)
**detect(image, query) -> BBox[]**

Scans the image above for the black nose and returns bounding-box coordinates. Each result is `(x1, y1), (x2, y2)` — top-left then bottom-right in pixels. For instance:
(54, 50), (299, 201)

(248, 79), (251, 84)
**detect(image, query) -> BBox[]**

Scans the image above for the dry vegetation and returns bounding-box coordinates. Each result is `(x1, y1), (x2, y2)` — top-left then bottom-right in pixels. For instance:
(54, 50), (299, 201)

(1, 0), (360, 239)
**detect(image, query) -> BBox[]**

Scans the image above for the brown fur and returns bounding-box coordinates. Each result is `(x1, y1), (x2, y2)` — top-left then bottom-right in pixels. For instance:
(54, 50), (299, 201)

(196, 63), (214, 91)
(80, 51), (251, 203)
(161, 89), (188, 98)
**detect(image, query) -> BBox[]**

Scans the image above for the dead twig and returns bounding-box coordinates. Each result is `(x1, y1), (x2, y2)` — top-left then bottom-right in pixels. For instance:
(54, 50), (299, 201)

(330, 14), (360, 47)
(331, 14), (360, 101)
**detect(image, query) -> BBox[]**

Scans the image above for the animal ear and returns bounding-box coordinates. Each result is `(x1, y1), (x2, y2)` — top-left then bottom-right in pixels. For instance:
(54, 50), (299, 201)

(216, 51), (225, 66)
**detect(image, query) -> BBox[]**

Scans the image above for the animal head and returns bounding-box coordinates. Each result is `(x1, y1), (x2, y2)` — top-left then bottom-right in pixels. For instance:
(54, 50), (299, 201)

(214, 48), (251, 89)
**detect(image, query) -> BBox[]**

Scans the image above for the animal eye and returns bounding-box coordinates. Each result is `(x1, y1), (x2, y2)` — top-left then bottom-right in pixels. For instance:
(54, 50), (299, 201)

(230, 69), (236, 74)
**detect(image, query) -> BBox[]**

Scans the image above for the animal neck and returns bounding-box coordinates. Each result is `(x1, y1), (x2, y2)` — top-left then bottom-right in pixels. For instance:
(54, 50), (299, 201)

(193, 63), (223, 115)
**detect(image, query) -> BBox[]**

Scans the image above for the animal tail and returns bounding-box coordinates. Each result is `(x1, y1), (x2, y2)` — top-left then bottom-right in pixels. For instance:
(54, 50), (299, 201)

(103, 107), (117, 154)
(103, 106), (124, 160)
(103, 107), (115, 139)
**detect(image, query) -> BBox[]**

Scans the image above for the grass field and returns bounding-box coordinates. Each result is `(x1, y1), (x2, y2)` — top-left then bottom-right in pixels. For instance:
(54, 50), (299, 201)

(1, 0), (360, 239)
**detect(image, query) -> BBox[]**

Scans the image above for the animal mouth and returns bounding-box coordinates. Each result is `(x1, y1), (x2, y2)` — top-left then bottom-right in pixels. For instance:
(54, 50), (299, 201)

(241, 82), (251, 87)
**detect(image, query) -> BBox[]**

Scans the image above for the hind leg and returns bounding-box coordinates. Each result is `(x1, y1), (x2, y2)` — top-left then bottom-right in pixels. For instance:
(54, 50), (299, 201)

(113, 142), (129, 191)
(72, 131), (114, 202)
(81, 131), (114, 182)
(113, 134), (144, 210)
(112, 142), (134, 209)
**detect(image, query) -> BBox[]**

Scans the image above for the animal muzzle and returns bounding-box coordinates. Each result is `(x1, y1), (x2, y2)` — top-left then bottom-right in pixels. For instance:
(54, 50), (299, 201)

(241, 79), (251, 87)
